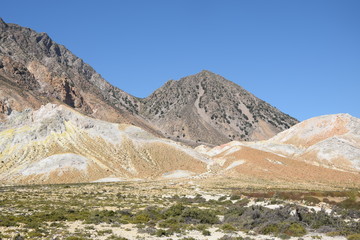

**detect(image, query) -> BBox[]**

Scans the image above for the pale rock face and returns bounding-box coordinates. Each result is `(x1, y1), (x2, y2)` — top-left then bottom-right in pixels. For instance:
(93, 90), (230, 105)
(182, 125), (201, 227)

(225, 160), (246, 170)
(20, 153), (88, 176)
(188, 114), (360, 188)
(162, 170), (195, 179)
(204, 141), (244, 157)
(0, 104), (210, 184)
(0, 104), (122, 153)
(268, 114), (360, 170)
(270, 114), (359, 147)
(92, 177), (125, 183)
(198, 114), (360, 173)
(302, 137), (360, 170)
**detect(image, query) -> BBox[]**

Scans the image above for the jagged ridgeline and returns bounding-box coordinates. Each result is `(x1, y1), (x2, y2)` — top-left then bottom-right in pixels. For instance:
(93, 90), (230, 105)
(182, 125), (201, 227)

(0, 18), (297, 146)
(0, 18), (159, 136)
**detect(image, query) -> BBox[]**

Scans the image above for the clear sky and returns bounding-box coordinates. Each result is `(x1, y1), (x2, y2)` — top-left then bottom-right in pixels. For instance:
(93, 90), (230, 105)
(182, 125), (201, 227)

(1, 0), (359, 121)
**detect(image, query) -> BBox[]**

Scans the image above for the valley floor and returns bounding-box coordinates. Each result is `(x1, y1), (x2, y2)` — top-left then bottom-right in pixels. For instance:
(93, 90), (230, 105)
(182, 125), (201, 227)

(0, 179), (359, 240)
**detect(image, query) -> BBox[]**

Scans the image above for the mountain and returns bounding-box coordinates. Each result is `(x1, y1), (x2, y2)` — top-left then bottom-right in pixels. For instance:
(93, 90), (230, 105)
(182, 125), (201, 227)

(0, 103), (210, 184)
(0, 18), (358, 188)
(141, 70), (298, 146)
(0, 18), (298, 146)
(0, 18), (161, 136)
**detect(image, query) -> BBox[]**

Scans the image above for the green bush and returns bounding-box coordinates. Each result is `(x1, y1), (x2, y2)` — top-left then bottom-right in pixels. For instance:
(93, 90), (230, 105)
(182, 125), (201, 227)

(164, 203), (185, 217)
(66, 237), (88, 240)
(235, 198), (249, 206)
(337, 199), (360, 210)
(224, 205), (246, 223)
(230, 195), (241, 200)
(158, 217), (184, 234)
(106, 236), (129, 240)
(0, 215), (19, 227)
(303, 196), (321, 204)
(181, 207), (219, 224)
(218, 236), (245, 240)
(155, 229), (170, 237)
(202, 229), (211, 236)
(261, 223), (280, 235)
(133, 213), (150, 224)
(27, 231), (44, 238)
(347, 191), (358, 201)
(218, 196), (227, 201)
(221, 223), (237, 232)
(348, 234), (360, 240)
(284, 223), (306, 237)
(97, 229), (113, 236)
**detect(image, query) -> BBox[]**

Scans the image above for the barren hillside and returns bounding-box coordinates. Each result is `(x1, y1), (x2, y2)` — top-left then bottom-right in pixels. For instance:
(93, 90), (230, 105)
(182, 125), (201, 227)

(0, 104), (210, 184)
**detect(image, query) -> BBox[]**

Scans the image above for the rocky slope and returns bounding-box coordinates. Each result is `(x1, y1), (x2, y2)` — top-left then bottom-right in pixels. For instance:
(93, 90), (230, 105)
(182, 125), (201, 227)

(0, 18), (162, 135)
(0, 103), (211, 184)
(141, 70), (298, 146)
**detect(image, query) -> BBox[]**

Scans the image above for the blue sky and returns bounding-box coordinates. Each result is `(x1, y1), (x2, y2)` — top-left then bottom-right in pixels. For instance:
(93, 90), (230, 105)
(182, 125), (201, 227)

(1, 0), (359, 121)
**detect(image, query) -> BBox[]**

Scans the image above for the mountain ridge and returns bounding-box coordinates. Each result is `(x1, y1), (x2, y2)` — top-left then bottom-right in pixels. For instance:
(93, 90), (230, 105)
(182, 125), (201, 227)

(1, 18), (297, 146)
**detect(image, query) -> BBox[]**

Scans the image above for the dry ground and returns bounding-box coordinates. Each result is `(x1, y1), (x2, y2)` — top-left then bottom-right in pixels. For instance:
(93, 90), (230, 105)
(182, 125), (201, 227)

(0, 179), (359, 240)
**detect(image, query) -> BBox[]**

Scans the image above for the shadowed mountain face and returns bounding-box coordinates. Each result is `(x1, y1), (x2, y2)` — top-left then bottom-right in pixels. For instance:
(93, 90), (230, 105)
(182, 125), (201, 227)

(0, 18), (297, 146)
(141, 70), (298, 146)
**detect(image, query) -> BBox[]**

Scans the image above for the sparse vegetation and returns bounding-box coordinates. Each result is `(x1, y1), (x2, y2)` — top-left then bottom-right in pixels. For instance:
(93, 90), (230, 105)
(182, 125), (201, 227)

(0, 182), (358, 239)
